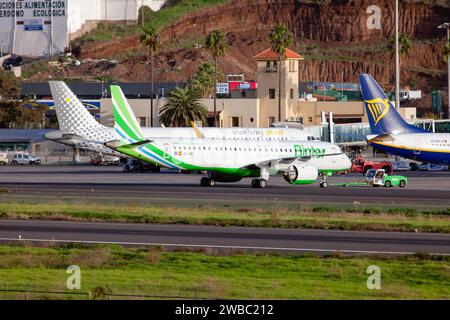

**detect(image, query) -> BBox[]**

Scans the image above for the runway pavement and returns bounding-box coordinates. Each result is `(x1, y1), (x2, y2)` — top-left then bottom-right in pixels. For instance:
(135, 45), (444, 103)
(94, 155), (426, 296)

(0, 219), (449, 255)
(0, 165), (450, 207)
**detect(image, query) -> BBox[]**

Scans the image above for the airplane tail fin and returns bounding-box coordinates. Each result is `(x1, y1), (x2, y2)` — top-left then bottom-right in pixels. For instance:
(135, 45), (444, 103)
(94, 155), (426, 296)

(49, 81), (106, 135)
(110, 85), (145, 142)
(359, 74), (426, 134)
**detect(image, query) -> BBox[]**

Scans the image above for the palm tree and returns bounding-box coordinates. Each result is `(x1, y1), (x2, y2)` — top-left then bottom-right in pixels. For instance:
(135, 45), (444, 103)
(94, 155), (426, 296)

(443, 38), (450, 61)
(140, 25), (160, 127)
(159, 87), (208, 127)
(204, 30), (226, 127)
(388, 33), (411, 57)
(387, 33), (411, 89)
(187, 63), (215, 96)
(269, 24), (293, 122)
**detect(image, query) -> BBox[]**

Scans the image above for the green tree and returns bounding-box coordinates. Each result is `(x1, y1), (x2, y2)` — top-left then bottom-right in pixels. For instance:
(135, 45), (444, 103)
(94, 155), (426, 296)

(0, 100), (49, 129)
(387, 33), (411, 57)
(140, 24), (160, 127)
(138, 6), (154, 27)
(187, 63), (217, 96)
(159, 87), (208, 127)
(269, 24), (293, 122)
(204, 29), (226, 127)
(0, 70), (20, 99)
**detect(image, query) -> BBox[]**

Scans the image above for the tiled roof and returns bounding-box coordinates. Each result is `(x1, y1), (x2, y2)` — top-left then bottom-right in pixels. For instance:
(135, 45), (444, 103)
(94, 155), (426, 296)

(253, 48), (304, 61)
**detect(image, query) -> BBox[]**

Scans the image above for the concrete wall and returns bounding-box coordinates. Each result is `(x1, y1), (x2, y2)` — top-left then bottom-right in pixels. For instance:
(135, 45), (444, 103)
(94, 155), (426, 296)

(200, 99), (259, 128)
(68, 0), (166, 36)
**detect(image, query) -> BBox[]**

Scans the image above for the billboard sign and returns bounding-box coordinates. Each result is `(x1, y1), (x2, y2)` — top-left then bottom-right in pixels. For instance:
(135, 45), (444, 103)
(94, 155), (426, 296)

(0, 0), (68, 56)
(216, 83), (229, 94)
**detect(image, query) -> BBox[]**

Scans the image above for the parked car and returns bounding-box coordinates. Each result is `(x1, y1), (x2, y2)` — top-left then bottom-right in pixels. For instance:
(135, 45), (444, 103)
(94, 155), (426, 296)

(0, 152), (9, 165)
(11, 153), (41, 165)
(391, 161), (410, 171)
(2, 54), (22, 70)
(418, 163), (449, 171)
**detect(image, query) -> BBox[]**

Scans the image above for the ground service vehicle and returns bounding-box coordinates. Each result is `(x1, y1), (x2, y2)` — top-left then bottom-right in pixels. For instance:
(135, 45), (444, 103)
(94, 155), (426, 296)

(418, 163), (449, 171)
(90, 154), (120, 166)
(351, 157), (392, 174)
(365, 169), (407, 188)
(12, 154), (41, 165)
(0, 153), (9, 165)
(391, 160), (410, 171)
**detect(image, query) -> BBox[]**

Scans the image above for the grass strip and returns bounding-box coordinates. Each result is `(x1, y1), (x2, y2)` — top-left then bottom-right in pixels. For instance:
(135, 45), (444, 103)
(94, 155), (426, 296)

(0, 244), (448, 299)
(0, 203), (449, 233)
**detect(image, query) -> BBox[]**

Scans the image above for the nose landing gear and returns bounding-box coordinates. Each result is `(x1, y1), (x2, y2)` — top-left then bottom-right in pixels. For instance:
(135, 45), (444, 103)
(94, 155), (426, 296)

(319, 173), (329, 188)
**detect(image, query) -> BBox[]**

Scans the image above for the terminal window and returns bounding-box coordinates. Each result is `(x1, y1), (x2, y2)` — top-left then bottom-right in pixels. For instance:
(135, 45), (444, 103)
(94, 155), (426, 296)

(269, 89), (276, 99)
(231, 117), (240, 127)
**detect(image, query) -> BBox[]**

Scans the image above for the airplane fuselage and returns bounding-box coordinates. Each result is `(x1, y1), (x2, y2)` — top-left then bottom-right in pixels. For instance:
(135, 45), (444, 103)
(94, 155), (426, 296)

(45, 127), (316, 157)
(369, 133), (450, 165)
(113, 138), (351, 177)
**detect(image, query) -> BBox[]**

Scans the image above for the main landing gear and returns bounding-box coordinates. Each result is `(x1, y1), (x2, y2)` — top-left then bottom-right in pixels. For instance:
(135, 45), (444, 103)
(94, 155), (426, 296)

(200, 177), (216, 187)
(251, 178), (267, 188)
(319, 173), (329, 188)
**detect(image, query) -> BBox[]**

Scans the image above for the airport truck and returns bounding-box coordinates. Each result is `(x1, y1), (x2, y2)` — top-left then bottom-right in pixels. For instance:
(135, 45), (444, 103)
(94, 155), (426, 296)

(351, 157), (392, 174)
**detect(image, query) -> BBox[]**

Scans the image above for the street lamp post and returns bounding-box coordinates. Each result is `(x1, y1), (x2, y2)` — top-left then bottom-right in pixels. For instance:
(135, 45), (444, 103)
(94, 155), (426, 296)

(438, 22), (450, 119)
(395, 0), (400, 110)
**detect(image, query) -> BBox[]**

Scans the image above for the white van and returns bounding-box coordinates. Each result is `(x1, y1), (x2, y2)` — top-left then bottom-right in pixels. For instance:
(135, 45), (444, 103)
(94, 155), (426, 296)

(11, 153), (41, 165)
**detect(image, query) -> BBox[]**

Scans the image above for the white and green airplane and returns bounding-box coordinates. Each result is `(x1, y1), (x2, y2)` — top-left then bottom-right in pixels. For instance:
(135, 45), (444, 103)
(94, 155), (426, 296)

(108, 87), (352, 188)
(45, 81), (317, 156)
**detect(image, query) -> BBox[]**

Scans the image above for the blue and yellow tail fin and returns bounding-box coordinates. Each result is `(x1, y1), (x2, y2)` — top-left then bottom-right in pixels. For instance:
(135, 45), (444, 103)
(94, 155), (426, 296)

(359, 74), (426, 135)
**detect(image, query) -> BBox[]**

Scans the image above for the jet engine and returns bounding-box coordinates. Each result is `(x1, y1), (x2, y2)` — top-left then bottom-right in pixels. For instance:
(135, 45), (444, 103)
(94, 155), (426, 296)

(283, 162), (318, 185)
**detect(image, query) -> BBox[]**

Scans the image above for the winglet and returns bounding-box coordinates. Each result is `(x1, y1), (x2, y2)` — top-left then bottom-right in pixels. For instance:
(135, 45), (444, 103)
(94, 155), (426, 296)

(191, 121), (204, 139)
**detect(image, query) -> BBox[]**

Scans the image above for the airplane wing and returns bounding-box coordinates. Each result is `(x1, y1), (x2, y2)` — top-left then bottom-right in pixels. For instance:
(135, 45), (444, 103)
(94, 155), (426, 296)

(240, 152), (344, 171)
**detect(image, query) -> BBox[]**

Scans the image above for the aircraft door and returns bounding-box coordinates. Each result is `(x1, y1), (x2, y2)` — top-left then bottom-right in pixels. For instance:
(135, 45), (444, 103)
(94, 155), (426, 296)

(163, 143), (170, 159)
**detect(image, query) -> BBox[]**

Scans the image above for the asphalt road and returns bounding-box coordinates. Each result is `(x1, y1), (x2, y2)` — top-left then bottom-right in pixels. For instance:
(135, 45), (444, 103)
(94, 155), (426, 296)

(1, 166), (450, 206)
(1, 220), (449, 255)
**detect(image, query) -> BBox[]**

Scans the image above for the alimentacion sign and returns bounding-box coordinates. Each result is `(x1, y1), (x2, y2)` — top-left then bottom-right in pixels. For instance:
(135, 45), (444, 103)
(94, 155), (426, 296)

(0, 0), (67, 56)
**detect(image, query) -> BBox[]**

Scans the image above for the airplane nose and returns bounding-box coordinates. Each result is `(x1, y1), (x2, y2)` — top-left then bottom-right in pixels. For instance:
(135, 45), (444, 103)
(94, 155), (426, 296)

(343, 154), (352, 169)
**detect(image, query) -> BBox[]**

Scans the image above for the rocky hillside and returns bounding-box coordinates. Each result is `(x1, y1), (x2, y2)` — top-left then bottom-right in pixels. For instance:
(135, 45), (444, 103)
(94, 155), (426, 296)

(31, 0), (450, 108)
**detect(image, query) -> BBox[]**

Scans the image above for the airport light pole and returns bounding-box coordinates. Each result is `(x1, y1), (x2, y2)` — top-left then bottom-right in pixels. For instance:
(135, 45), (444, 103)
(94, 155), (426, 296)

(438, 22), (450, 119)
(394, 0), (400, 110)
